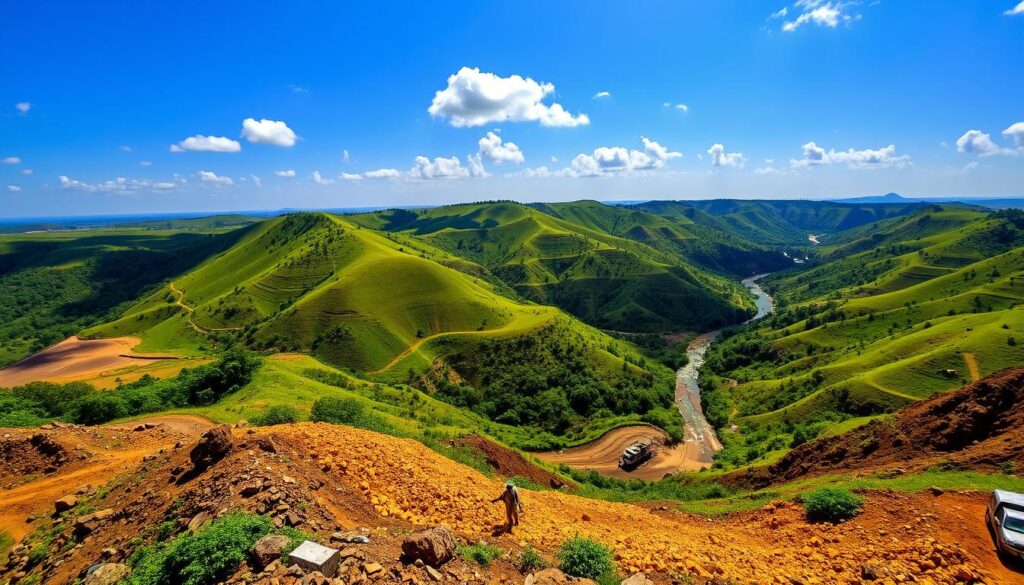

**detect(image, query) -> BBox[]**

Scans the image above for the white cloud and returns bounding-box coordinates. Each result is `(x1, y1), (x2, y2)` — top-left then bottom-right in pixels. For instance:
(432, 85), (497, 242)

(198, 170), (233, 186)
(139, 161), (152, 167)
(363, 168), (402, 179)
(517, 137), (680, 178)
(478, 130), (525, 164)
(410, 156), (472, 180)
(251, 174), (263, 188)
(781, 1), (855, 32)
(60, 175), (180, 193)
(789, 141), (911, 169)
(341, 149), (351, 163)
(21, 168), (33, 175)
(119, 145), (133, 153)
(7, 185), (22, 192)
(290, 85), (309, 94)
(170, 135), (241, 153)
(340, 172), (364, 181)
(675, 104), (689, 112)
(955, 130), (1015, 156)
(593, 91), (611, 99)
(15, 102), (30, 115)
(771, 7), (789, 18)
(662, 102), (689, 112)
(275, 169), (296, 177)
(2, 156), (21, 165)
(241, 118), (298, 147)
(1006, 1), (1024, 15)
(754, 165), (789, 175)
(312, 170), (334, 185)
(1002, 122), (1024, 148)
(428, 67), (589, 128)
(708, 144), (747, 168)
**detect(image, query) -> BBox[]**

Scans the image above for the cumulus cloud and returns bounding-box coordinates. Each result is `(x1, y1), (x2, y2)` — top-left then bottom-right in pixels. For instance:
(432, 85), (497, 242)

(60, 175), (180, 193)
(955, 130), (1017, 157)
(340, 172), (364, 181)
(662, 102), (688, 112)
(593, 91), (611, 99)
(242, 118), (299, 147)
(1002, 122), (1024, 148)
(708, 144), (747, 168)
(198, 170), (233, 185)
(514, 137), (680, 178)
(139, 161), (152, 167)
(275, 169), (296, 177)
(3, 156), (21, 165)
(428, 67), (589, 128)
(789, 141), (911, 169)
(15, 102), (30, 115)
(478, 130), (525, 164)
(409, 156), (472, 180)
(363, 168), (402, 179)
(312, 170), (335, 185)
(7, 185), (22, 192)
(170, 135), (241, 153)
(1006, 1), (1024, 15)
(781, 1), (856, 32)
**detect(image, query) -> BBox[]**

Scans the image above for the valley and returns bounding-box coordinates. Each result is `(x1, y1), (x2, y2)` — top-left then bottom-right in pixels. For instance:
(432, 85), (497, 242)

(1, 199), (1023, 584)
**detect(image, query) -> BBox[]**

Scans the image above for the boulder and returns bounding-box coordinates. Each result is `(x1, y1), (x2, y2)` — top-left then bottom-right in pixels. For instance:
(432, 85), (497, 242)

(189, 424), (233, 470)
(83, 562), (130, 585)
(54, 495), (78, 514)
(251, 534), (291, 569)
(401, 526), (457, 567)
(73, 509), (115, 537)
(525, 568), (568, 585)
(621, 574), (654, 585)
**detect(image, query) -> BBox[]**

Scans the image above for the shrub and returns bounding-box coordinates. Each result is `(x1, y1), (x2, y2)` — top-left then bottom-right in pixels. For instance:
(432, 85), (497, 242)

(556, 536), (615, 580)
(128, 513), (303, 585)
(802, 487), (863, 522)
(457, 542), (504, 567)
(310, 396), (365, 425)
(69, 392), (129, 425)
(517, 546), (548, 572)
(252, 405), (301, 426)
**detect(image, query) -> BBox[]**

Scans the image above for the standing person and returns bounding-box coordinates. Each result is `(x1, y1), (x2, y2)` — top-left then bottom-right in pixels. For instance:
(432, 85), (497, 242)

(492, 480), (522, 532)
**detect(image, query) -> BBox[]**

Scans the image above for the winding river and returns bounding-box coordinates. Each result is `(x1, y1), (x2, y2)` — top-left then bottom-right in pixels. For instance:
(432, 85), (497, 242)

(673, 274), (774, 465)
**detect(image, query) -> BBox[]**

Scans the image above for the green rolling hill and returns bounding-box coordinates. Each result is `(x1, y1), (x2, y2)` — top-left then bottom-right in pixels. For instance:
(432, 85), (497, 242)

(349, 201), (756, 333)
(701, 205), (1024, 469)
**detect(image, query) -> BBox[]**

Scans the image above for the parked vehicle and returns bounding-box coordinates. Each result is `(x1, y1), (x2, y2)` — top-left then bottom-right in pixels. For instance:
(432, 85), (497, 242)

(986, 490), (1024, 559)
(618, 441), (653, 470)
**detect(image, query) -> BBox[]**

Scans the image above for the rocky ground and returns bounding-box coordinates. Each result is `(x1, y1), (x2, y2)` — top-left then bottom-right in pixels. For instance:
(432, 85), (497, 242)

(1, 418), (1019, 585)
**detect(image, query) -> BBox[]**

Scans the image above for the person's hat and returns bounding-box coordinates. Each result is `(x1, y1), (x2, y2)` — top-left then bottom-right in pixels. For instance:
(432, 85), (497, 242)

(505, 480), (514, 487)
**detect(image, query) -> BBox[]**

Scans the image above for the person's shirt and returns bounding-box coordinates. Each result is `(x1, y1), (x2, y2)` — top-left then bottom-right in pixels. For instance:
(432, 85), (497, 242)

(500, 486), (520, 509)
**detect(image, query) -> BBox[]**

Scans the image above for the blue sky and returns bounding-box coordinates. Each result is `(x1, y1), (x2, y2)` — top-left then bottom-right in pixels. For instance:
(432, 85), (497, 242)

(2, 0), (1023, 217)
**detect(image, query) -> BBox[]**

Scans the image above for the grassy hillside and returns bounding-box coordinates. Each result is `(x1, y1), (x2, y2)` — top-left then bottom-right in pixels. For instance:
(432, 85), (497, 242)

(0, 227), (245, 366)
(632, 199), (923, 246)
(349, 201), (753, 333)
(82, 212), (680, 442)
(113, 214), (265, 230)
(700, 206), (1024, 469)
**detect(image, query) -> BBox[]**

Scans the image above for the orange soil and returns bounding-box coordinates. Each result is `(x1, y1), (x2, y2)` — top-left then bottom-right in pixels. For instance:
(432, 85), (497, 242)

(0, 415), (212, 541)
(535, 425), (706, 481)
(0, 336), (180, 388)
(964, 352), (981, 381)
(269, 423), (1018, 583)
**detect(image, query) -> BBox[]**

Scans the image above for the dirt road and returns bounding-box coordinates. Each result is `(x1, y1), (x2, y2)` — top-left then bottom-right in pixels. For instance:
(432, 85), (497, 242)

(535, 425), (707, 480)
(0, 336), (178, 388)
(169, 282), (242, 334)
(964, 352), (981, 381)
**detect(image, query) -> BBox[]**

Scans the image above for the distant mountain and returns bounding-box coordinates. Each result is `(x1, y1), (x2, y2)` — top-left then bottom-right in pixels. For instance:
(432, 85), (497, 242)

(834, 193), (1024, 209)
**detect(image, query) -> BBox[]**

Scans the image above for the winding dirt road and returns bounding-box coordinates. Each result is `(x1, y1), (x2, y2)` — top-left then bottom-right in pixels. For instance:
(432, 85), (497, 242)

(169, 282), (242, 334)
(535, 425), (708, 480)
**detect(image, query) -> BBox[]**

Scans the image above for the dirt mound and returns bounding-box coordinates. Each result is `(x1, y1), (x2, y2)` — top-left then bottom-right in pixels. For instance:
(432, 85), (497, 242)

(0, 432), (69, 483)
(3, 420), (1021, 584)
(726, 367), (1024, 490)
(453, 435), (568, 489)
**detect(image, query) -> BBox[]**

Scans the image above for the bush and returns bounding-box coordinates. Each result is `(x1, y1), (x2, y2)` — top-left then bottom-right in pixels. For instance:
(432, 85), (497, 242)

(457, 542), (504, 567)
(128, 513), (304, 585)
(252, 405), (301, 426)
(69, 392), (129, 425)
(310, 396), (365, 424)
(517, 546), (548, 572)
(556, 536), (615, 580)
(802, 487), (863, 522)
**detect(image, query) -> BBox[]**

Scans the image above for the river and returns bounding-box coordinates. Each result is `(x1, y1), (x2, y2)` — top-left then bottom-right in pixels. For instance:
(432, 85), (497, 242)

(673, 273), (774, 466)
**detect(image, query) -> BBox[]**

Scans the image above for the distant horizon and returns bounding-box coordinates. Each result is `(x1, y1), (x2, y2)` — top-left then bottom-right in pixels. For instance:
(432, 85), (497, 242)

(2, 192), (1023, 224)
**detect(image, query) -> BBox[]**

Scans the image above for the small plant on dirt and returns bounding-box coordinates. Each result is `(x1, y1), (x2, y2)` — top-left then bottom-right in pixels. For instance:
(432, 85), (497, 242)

(252, 405), (301, 426)
(517, 546), (548, 572)
(457, 542), (504, 567)
(802, 487), (863, 522)
(556, 535), (615, 580)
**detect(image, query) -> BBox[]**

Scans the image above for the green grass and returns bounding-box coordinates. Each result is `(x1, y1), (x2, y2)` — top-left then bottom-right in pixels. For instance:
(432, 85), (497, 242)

(457, 543), (505, 567)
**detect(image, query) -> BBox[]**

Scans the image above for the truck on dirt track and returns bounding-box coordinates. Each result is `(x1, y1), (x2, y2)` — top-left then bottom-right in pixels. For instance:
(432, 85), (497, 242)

(619, 441), (654, 470)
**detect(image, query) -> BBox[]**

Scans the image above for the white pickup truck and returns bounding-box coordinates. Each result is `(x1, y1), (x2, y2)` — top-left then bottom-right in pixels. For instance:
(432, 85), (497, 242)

(987, 490), (1024, 559)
